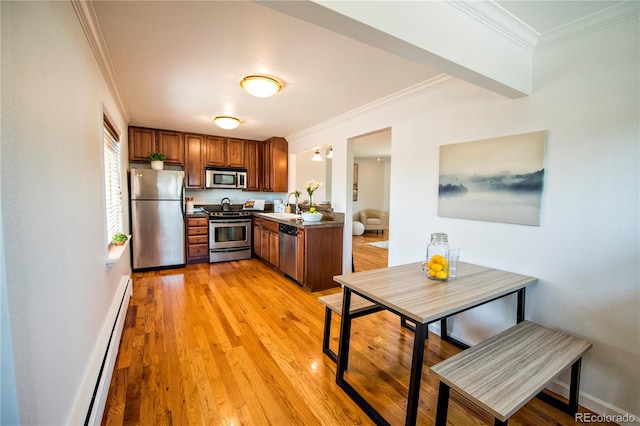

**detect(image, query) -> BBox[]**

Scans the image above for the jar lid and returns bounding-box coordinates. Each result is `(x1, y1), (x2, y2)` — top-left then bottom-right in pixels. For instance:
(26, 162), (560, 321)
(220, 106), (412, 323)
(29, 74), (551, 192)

(430, 232), (448, 242)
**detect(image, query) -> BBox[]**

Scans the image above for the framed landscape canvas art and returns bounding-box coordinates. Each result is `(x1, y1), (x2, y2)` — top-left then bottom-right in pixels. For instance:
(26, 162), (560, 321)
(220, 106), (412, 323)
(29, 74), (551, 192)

(438, 130), (547, 226)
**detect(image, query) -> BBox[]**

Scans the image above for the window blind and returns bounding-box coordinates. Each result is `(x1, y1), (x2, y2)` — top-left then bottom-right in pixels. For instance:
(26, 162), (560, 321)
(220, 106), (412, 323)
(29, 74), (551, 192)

(103, 116), (122, 240)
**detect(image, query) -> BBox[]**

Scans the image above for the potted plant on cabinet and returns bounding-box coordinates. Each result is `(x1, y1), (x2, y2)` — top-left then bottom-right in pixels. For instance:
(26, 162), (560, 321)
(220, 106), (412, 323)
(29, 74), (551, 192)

(148, 152), (166, 170)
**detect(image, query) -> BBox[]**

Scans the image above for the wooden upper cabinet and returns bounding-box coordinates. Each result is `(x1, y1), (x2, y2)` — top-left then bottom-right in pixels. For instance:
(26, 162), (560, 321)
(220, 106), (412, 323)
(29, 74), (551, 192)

(129, 127), (156, 162)
(184, 133), (205, 189)
(245, 140), (261, 191)
(157, 130), (184, 165)
(226, 138), (245, 168)
(129, 126), (184, 165)
(205, 136), (226, 167)
(206, 136), (246, 168)
(261, 137), (288, 193)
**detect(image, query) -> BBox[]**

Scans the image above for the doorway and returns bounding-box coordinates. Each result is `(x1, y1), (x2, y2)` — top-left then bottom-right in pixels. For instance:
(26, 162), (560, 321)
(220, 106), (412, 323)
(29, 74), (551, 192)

(351, 128), (391, 270)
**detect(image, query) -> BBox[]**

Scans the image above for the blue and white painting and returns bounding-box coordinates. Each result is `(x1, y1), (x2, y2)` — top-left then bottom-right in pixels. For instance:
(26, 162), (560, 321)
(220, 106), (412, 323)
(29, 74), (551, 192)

(438, 131), (547, 226)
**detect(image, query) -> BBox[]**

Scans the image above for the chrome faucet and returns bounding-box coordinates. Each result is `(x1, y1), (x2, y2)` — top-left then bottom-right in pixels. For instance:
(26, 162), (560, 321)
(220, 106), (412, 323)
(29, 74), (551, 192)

(287, 192), (301, 214)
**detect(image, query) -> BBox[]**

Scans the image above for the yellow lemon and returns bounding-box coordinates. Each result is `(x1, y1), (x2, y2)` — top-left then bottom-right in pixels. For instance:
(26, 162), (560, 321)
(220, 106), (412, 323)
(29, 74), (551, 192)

(431, 264), (443, 272)
(436, 270), (448, 279)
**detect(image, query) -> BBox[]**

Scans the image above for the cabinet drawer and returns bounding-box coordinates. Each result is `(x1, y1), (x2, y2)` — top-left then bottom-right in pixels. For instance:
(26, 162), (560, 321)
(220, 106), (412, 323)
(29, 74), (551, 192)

(188, 235), (208, 245)
(187, 217), (209, 227)
(262, 218), (279, 233)
(188, 226), (208, 236)
(188, 244), (209, 258)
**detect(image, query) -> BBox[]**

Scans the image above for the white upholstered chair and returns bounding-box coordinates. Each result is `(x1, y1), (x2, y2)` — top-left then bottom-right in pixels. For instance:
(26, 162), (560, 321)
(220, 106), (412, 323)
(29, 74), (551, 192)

(359, 209), (387, 234)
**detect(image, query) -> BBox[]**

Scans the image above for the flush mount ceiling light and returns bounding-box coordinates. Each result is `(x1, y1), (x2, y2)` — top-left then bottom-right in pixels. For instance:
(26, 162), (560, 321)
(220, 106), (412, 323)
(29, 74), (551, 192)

(240, 75), (283, 98)
(311, 150), (323, 161)
(212, 115), (241, 130)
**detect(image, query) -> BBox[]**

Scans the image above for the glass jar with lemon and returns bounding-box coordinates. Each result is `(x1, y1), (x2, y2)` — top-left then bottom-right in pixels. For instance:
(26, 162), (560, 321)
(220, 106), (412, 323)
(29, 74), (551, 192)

(424, 232), (450, 281)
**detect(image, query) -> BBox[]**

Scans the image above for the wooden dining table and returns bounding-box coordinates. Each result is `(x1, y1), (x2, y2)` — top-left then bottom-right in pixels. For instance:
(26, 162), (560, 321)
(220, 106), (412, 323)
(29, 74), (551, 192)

(333, 261), (538, 426)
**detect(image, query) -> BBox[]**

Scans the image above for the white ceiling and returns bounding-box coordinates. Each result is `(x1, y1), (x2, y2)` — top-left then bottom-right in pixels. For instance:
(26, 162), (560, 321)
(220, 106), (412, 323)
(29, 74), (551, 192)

(92, 0), (625, 155)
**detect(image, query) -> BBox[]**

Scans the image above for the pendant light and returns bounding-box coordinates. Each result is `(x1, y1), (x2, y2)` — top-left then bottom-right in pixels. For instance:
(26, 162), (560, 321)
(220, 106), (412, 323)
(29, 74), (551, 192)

(311, 150), (323, 161)
(212, 115), (241, 129)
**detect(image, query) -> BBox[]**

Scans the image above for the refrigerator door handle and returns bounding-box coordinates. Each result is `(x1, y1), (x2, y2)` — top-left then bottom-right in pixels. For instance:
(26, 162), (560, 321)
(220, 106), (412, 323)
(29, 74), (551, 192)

(180, 183), (185, 221)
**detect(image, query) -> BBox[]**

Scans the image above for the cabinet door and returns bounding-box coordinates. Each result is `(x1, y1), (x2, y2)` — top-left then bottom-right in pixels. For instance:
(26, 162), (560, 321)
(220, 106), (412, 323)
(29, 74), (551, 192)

(157, 130), (184, 165)
(261, 139), (274, 192)
(184, 133), (205, 189)
(261, 137), (288, 192)
(245, 140), (261, 191)
(129, 127), (156, 162)
(268, 230), (279, 267)
(270, 137), (289, 193)
(297, 229), (305, 283)
(226, 138), (245, 168)
(205, 136), (226, 167)
(259, 228), (270, 260)
(253, 225), (262, 258)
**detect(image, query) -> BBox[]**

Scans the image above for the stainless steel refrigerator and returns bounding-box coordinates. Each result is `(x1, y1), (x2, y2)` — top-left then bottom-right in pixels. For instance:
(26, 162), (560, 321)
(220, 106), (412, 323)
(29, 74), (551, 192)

(130, 169), (186, 270)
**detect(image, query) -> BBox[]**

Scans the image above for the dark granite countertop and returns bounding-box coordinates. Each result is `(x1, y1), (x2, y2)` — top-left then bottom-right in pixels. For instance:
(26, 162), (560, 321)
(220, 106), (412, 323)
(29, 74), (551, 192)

(253, 212), (344, 229)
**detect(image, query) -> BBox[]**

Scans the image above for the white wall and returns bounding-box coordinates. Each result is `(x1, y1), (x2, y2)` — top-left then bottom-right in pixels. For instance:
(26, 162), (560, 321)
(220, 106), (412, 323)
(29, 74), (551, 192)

(353, 157), (390, 220)
(287, 17), (639, 418)
(295, 149), (330, 203)
(1, 2), (131, 424)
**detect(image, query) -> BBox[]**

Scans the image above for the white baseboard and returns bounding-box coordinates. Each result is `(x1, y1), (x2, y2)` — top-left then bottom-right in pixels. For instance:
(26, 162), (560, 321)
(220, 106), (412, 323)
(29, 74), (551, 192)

(430, 323), (639, 424)
(68, 276), (132, 425)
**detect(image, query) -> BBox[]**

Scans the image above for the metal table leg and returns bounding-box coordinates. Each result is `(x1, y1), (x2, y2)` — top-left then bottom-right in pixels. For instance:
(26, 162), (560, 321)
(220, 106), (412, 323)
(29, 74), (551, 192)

(405, 322), (428, 424)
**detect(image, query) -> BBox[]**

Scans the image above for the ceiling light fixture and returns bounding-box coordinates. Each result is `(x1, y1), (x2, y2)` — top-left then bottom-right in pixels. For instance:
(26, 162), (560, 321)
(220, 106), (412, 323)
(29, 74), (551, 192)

(327, 148), (333, 159)
(311, 150), (323, 161)
(240, 75), (283, 98)
(212, 115), (241, 130)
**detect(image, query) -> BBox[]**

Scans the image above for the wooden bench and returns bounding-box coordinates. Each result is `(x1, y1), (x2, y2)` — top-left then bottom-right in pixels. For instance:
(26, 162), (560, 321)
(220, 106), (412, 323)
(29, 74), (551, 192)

(318, 292), (382, 362)
(431, 320), (592, 426)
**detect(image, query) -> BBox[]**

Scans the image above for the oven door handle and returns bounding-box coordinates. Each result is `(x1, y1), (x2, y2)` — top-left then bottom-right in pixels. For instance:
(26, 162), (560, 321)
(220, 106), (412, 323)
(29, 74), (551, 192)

(210, 247), (251, 253)
(210, 220), (251, 224)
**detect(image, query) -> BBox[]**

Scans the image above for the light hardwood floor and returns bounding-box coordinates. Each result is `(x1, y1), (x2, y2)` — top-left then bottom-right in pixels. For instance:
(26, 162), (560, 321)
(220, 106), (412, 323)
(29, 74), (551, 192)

(102, 231), (610, 425)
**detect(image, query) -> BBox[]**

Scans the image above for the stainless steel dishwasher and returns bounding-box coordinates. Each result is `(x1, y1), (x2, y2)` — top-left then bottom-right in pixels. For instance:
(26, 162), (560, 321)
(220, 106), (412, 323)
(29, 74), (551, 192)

(279, 223), (298, 279)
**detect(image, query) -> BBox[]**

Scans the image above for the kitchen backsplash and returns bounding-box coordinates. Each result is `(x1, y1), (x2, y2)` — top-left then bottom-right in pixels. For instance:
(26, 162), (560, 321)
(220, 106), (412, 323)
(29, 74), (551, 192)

(185, 189), (289, 206)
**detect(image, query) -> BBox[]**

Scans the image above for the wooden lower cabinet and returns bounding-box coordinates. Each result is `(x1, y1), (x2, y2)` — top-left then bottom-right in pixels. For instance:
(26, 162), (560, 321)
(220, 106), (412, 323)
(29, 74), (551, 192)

(252, 217), (279, 268)
(186, 216), (209, 264)
(298, 226), (342, 292)
(253, 217), (342, 292)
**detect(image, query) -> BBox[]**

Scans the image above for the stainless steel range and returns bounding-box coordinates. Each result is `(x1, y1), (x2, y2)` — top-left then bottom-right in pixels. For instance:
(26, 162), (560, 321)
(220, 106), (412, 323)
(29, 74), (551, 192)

(209, 210), (252, 262)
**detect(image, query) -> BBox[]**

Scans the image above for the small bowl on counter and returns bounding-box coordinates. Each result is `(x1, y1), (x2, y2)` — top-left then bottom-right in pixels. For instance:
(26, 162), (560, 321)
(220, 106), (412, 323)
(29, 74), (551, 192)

(302, 212), (323, 222)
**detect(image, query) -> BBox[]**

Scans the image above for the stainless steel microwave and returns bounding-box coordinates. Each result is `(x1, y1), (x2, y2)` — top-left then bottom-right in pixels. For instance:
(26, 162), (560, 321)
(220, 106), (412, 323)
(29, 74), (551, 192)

(205, 169), (247, 189)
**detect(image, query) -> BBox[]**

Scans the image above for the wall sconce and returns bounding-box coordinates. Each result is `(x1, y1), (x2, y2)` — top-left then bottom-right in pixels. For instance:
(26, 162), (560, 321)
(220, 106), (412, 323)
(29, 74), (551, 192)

(311, 150), (323, 161)
(327, 148), (333, 159)
(212, 115), (241, 129)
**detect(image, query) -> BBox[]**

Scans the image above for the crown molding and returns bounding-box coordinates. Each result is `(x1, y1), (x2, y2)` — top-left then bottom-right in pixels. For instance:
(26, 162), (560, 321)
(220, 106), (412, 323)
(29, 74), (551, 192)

(536, 1), (640, 52)
(448, 0), (639, 54)
(446, 0), (539, 53)
(71, 0), (130, 123)
(287, 74), (456, 140)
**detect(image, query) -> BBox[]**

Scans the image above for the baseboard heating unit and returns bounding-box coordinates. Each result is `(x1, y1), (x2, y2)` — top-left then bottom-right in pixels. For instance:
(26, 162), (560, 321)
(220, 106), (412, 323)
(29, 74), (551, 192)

(69, 276), (132, 425)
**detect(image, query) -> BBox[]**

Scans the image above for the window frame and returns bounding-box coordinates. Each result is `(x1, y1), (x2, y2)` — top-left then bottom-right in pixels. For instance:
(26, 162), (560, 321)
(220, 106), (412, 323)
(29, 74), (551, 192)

(102, 110), (125, 262)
